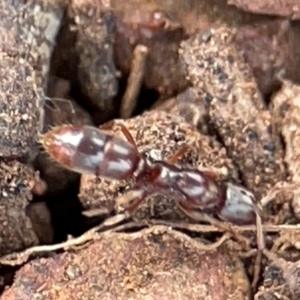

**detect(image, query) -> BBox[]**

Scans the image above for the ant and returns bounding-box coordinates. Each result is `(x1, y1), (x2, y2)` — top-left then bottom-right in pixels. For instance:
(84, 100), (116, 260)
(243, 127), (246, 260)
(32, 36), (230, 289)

(41, 122), (262, 225)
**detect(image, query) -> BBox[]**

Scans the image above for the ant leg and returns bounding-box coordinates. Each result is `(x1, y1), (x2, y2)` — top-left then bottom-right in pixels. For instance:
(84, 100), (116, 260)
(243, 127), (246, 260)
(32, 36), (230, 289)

(177, 201), (252, 250)
(167, 146), (217, 179)
(115, 189), (149, 215)
(177, 200), (229, 225)
(103, 190), (149, 227)
(202, 170), (218, 180)
(167, 145), (189, 164)
(177, 200), (213, 223)
(118, 123), (137, 150)
(101, 121), (138, 150)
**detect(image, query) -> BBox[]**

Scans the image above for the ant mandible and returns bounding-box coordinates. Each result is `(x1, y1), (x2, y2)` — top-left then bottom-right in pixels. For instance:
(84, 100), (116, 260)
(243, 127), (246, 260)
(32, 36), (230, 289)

(41, 122), (261, 225)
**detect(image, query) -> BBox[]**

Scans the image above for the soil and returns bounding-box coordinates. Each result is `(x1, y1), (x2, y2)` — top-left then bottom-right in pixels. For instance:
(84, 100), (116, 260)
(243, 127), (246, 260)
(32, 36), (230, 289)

(1, 0), (300, 299)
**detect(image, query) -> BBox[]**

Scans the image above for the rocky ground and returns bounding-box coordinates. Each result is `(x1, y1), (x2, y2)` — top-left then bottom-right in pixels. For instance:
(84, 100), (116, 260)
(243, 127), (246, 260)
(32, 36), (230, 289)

(1, 0), (300, 299)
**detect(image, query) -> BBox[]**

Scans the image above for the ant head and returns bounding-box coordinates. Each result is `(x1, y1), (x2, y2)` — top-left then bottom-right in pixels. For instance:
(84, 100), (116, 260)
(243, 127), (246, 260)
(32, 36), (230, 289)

(219, 183), (259, 225)
(225, 183), (256, 207)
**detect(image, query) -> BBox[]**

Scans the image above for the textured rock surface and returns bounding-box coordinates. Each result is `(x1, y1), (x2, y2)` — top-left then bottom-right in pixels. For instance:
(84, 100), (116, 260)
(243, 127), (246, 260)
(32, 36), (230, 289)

(68, 0), (118, 116)
(180, 26), (286, 198)
(227, 0), (300, 19)
(112, 0), (188, 97)
(0, 227), (250, 300)
(0, 160), (38, 257)
(0, 0), (65, 158)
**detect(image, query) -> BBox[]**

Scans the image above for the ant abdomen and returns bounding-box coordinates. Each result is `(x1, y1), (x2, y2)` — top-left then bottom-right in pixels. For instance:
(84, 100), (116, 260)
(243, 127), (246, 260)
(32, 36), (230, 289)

(41, 125), (141, 180)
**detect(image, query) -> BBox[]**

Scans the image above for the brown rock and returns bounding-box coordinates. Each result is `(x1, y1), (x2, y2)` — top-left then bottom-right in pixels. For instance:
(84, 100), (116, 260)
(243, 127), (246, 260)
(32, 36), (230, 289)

(180, 26), (286, 197)
(0, 160), (38, 257)
(112, 0), (188, 97)
(117, 0), (265, 35)
(256, 250), (300, 300)
(68, 0), (119, 119)
(233, 21), (288, 97)
(0, 227), (250, 299)
(271, 80), (300, 220)
(227, 0), (300, 20)
(0, 0), (65, 89)
(271, 80), (300, 183)
(153, 87), (211, 136)
(47, 76), (71, 99)
(0, 0), (65, 158)
(0, 53), (40, 158)
(285, 23), (300, 85)
(121, 0), (288, 98)
(25, 202), (53, 245)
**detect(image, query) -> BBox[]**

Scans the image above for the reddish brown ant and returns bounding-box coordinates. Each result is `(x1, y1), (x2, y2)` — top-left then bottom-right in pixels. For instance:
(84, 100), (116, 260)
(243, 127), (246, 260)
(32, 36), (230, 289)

(41, 123), (262, 225)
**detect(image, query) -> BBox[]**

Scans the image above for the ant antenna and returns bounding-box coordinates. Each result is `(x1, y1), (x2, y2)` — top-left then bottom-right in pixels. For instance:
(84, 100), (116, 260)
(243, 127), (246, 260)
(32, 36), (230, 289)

(44, 97), (75, 114)
(167, 145), (189, 164)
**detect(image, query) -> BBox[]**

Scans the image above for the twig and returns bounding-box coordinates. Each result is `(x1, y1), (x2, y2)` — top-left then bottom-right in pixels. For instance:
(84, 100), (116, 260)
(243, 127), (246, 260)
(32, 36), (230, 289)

(251, 213), (264, 288)
(0, 231), (96, 266)
(120, 44), (148, 119)
(96, 225), (230, 252)
(2, 211), (299, 267)
(149, 217), (250, 246)
(0, 221), (144, 266)
(168, 230), (230, 252)
(81, 208), (110, 218)
(252, 248), (262, 289)
(238, 249), (257, 258)
(260, 181), (298, 206)
(147, 219), (300, 233)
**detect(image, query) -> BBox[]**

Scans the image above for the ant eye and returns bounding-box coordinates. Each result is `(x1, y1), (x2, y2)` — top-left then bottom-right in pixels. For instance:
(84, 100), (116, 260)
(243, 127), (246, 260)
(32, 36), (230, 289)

(239, 188), (255, 203)
(240, 189), (247, 195)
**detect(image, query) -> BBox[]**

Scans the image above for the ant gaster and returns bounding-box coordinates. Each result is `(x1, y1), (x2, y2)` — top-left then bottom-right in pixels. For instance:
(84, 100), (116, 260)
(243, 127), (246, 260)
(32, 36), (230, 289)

(41, 123), (261, 225)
